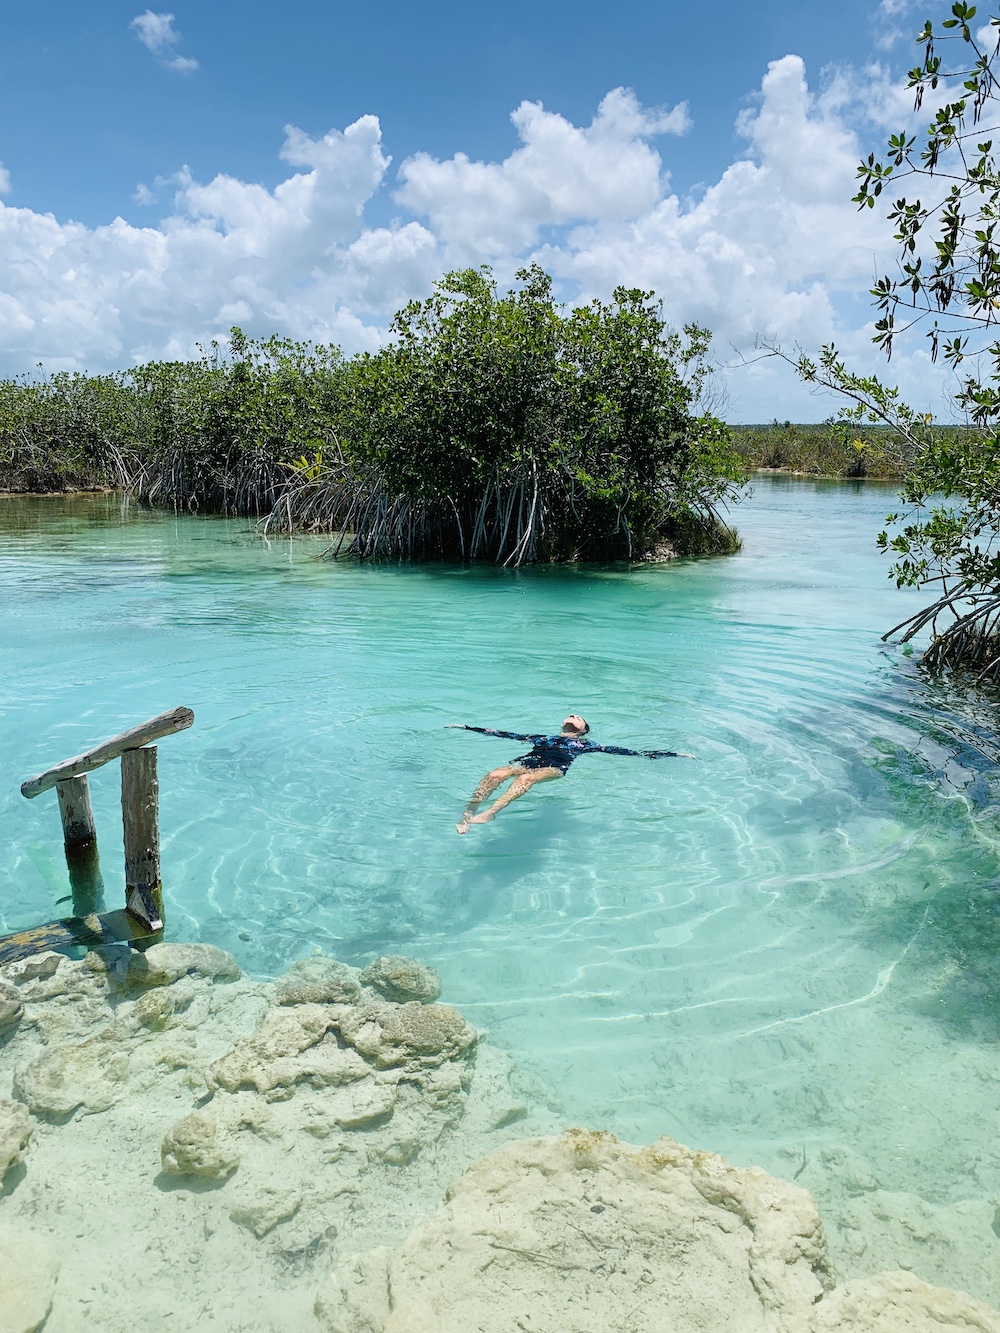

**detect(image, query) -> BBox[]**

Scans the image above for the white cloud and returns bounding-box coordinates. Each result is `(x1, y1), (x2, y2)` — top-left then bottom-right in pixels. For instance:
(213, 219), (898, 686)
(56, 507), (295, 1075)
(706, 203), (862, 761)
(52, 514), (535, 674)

(0, 60), (960, 418)
(397, 89), (688, 259)
(129, 10), (199, 72)
(0, 163), (10, 196)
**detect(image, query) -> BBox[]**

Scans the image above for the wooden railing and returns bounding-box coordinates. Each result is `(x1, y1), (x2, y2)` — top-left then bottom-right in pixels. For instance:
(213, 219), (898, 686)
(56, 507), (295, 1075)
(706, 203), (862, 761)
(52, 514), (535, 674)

(0, 707), (194, 964)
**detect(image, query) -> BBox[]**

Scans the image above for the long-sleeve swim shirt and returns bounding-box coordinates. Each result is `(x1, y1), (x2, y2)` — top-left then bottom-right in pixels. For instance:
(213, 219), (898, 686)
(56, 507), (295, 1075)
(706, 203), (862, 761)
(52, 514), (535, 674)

(457, 725), (681, 774)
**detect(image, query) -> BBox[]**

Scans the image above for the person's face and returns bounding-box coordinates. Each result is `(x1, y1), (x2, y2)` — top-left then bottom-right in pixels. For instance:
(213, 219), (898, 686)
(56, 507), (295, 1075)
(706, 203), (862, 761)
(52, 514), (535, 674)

(563, 714), (586, 734)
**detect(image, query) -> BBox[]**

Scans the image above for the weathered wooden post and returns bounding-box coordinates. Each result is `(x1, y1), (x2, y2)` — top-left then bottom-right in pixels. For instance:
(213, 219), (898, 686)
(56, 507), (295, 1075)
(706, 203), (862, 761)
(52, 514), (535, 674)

(0, 706), (194, 963)
(121, 747), (162, 932)
(55, 774), (104, 916)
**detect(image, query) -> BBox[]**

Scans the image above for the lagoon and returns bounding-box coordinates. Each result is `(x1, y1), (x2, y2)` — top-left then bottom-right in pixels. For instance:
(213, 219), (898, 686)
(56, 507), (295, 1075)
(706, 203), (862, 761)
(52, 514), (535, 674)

(2, 477), (999, 1305)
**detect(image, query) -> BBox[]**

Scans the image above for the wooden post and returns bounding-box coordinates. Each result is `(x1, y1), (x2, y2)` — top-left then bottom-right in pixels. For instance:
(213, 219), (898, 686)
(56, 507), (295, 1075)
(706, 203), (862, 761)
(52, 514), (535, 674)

(121, 747), (163, 933)
(56, 775), (96, 847)
(55, 775), (104, 917)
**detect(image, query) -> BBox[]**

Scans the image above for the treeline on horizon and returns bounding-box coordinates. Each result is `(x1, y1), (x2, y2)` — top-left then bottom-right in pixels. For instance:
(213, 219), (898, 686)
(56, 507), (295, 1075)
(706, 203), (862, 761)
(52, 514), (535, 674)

(0, 266), (746, 565)
(730, 421), (987, 479)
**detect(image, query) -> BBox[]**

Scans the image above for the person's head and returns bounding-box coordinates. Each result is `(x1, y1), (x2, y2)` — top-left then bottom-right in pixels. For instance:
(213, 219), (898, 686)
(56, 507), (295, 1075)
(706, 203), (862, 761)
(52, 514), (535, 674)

(562, 714), (590, 735)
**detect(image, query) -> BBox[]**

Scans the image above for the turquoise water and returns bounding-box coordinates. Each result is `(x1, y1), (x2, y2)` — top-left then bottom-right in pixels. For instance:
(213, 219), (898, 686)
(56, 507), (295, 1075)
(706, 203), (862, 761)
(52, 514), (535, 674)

(2, 481), (999, 1217)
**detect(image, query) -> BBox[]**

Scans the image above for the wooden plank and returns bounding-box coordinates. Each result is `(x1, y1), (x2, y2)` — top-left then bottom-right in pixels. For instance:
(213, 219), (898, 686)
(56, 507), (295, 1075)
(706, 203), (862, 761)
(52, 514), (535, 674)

(0, 909), (157, 965)
(21, 706), (194, 799)
(121, 746), (163, 932)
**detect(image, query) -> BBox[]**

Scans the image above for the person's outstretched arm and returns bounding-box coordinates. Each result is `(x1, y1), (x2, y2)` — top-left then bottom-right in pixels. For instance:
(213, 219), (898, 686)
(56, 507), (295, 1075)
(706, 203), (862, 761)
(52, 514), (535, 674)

(445, 724), (539, 742)
(583, 742), (698, 759)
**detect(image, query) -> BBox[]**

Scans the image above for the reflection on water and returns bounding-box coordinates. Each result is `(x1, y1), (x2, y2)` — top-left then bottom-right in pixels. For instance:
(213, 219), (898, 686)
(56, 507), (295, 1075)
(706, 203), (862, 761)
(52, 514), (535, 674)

(2, 481), (1000, 1284)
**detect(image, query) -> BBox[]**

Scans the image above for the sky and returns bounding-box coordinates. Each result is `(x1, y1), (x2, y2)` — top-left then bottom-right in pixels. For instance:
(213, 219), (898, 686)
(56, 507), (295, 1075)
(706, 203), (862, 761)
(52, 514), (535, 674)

(0, 0), (975, 419)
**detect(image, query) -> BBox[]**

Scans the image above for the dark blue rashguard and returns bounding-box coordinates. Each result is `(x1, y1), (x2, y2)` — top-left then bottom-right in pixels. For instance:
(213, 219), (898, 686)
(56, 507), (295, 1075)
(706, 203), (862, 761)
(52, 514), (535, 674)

(459, 726), (679, 774)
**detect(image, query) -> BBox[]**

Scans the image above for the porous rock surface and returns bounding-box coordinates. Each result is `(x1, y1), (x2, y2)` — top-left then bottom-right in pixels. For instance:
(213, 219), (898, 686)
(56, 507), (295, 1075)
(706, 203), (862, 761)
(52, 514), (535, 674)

(0, 1096), (32, 1180)
(161, 1108), (239, 1180)
(0, 978), (24, 1035)
(1, 942), (997, 1333)
(360, 955), (442, 1005)
(0, 944), (554, 1333)
(276, 957), (361, 1006)
(315, 1130), (1000, 1333)
(813, 1270), (1000, 1332)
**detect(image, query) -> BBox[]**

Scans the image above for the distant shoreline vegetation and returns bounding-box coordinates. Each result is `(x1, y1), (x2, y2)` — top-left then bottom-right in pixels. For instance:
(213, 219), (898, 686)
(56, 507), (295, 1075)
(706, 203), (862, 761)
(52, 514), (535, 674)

(0, 266), (745, 565)
(731, 422), (987, 481)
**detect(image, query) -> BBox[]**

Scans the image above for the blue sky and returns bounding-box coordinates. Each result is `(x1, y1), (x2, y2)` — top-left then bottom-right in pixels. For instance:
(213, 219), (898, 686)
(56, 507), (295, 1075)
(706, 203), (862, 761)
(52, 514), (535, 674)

(0, 0), (961, 418)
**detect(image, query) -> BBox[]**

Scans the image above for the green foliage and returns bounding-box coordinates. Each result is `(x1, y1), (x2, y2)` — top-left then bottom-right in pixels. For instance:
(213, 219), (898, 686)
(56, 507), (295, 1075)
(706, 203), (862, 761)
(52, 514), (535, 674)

(773, 4), (1000, 675)
(0, 334), (345, 514)
(730, 419), (926, 478)
(284, 265), (743, 562)
(0, 371), (139, 492)
(0, 266), (743, 563)
(130, 334), (345, 514)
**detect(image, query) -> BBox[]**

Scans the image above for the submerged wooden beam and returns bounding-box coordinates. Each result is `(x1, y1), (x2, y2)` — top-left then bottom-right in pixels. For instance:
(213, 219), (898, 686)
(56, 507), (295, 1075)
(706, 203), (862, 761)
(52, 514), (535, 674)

(21, 706), (194, 799)
(0, 908), (158, 966)
(121, 746), (163, 932)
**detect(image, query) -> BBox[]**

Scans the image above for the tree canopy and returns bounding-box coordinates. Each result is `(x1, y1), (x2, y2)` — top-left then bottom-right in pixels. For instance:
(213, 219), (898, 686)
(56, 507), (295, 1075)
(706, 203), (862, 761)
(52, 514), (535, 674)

(278, 265), (742, 563)
(0, 265), (743, 565)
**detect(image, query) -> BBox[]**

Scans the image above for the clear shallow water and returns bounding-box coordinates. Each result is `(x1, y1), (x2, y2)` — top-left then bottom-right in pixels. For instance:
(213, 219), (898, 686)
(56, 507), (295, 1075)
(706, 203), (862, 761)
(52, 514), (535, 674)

(2, 481), (999, 1221)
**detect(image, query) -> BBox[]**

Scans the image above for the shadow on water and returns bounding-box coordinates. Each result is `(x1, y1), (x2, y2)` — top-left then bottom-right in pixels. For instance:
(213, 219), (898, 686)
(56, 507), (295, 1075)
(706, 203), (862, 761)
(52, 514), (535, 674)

(439, 799), (580, 926)
(334, 799), (579, 964)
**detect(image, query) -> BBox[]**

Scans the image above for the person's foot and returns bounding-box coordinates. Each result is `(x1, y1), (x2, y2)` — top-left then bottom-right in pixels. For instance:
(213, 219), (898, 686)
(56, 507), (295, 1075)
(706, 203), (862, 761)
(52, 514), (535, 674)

(469, 810), (495, 825)
(456, 820), (471, 835)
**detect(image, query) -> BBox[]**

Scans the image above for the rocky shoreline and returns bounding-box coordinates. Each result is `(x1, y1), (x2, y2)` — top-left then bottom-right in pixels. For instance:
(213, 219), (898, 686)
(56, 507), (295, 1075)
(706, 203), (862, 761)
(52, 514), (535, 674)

(0, 944), (997, 1333)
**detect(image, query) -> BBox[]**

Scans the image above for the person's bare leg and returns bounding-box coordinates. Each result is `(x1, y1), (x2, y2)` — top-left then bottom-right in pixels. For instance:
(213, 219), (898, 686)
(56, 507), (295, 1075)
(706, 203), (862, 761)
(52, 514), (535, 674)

(456, 765), (522, 834)
(468, 767), (563, 825)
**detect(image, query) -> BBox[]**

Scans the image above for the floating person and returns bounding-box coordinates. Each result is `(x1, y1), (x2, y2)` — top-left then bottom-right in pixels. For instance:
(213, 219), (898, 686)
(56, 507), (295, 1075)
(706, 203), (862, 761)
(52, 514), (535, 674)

(447, 715), (696, 833)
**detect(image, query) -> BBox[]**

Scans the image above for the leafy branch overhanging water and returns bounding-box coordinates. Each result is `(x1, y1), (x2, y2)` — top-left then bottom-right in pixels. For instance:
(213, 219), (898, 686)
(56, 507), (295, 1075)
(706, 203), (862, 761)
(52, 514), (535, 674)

(769, 3), (1000, 678)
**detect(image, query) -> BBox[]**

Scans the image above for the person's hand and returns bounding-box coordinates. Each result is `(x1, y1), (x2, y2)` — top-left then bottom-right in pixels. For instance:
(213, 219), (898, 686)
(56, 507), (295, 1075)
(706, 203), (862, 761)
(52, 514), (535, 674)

(444, 723), (466, 729)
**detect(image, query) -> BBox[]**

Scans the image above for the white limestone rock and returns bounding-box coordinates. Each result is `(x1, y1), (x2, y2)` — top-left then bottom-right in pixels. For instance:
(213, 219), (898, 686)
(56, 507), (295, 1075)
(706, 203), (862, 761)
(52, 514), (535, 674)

(230, 1184), (303, 1237)
(161, 1109), (239, 1181)
(131, 985), (178, 1030)
(315, 1129), (1000, 1333)
(276, 956), (362, 1006)
(0, 1098), (32, 1181)
(315, 1129), (833, 1333)
(2, 952), (63, 986)
(0, 979), (24, 1036)
(360, 956), (442, 1005)
(812, 1270), (1000, 1332)
(330, 1080), (397, 1129)
(128, 942), (240, 987)
(336, 1001), (477, 1070)
(207, 1004), (370, 1096)
(0, 1225), (60, 1333)
(12, 1023), (129, 1118)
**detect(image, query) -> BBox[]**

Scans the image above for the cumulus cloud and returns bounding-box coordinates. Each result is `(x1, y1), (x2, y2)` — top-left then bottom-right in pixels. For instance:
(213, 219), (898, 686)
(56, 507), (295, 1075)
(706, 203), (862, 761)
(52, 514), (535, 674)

(397, 89), (689, 259)
(0, 58), (957, 417)
(129, 10), (199, 72)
